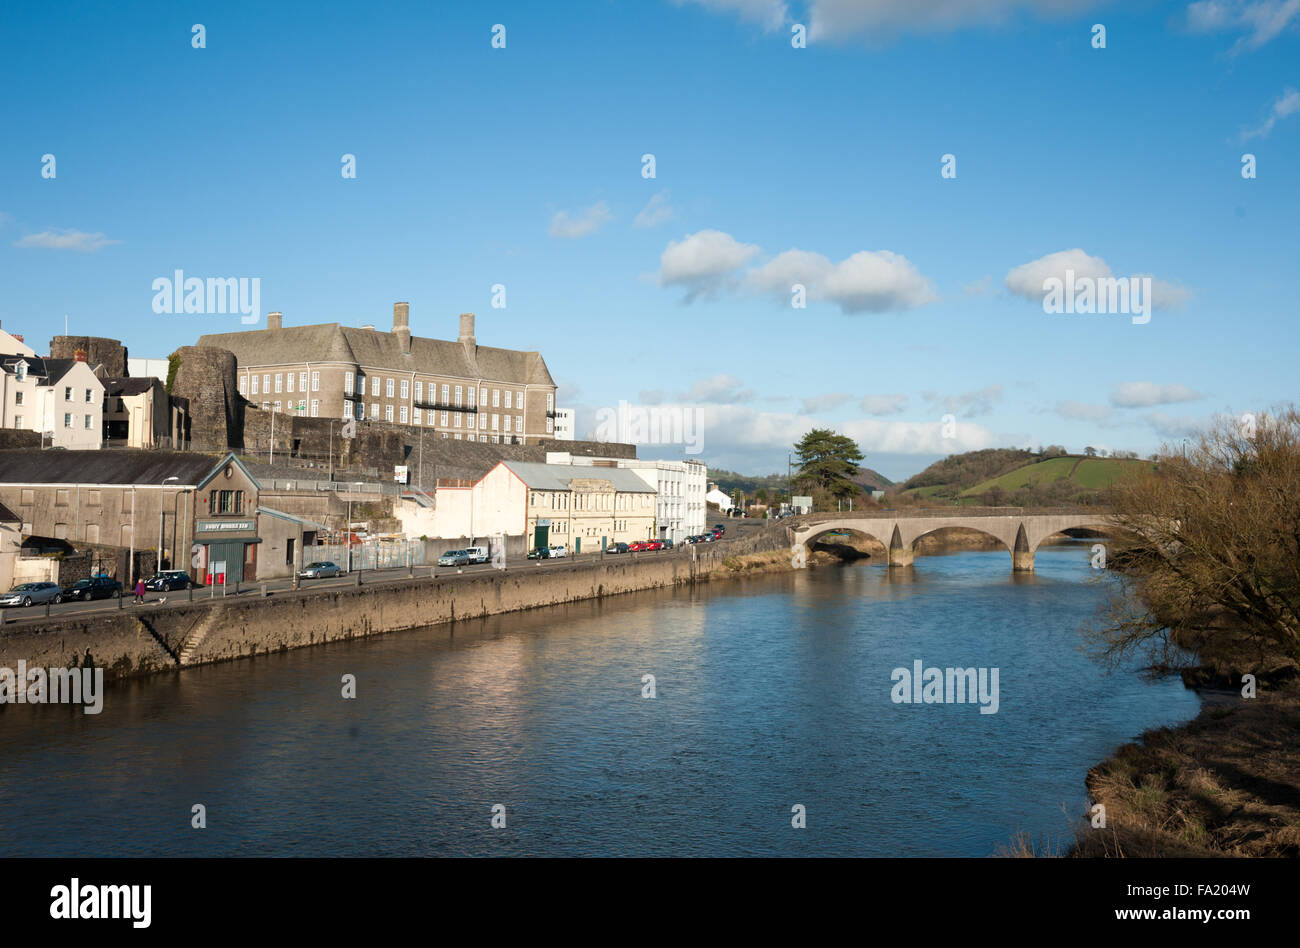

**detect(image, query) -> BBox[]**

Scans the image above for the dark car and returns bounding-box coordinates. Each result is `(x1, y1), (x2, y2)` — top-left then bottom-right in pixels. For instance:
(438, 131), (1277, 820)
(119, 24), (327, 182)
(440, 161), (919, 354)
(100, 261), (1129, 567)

(527, 547), (550, 560)
(607, 542), (629, 554)
(145, 570), (194, 591)
(661, 539), (674, 549)
(713, 524), (726, 534)
(64, 576), (123, 601)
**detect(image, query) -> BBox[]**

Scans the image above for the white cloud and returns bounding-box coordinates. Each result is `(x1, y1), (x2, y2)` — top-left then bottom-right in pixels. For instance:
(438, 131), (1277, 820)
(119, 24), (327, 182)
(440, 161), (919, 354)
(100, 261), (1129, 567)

(800, 392), (852, 414)
(750, 248), (938, 313)
(634, 190), (677, 229)
(923, 384), (1003, 418)
(657, 230), (762, 301)
(1004, 248), (1191, 310)
(673, 0), (789, 30)
(682, 373), (755, 404)
(548, 201), (612, 239)
(1242, 87), (1300, 140)
(13, 229), (120, 252)
(1110, 382), (1203, 408)
(860, 393), (909, 415)
(1055, 400), (1113, 422)
(1187, 0), (1300, 53)
(1144, 411), (1213, 439)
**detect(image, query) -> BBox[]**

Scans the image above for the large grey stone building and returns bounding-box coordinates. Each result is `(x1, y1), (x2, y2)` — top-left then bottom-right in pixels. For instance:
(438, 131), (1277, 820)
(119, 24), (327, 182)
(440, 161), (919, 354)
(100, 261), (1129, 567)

(197, 304), (559, 445)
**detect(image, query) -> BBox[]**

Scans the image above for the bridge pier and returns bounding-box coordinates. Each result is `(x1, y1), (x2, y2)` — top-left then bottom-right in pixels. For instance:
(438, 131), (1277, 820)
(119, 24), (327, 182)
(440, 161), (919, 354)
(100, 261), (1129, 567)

(888, 526), (913, 568)
(1012, 524), (1034, 572)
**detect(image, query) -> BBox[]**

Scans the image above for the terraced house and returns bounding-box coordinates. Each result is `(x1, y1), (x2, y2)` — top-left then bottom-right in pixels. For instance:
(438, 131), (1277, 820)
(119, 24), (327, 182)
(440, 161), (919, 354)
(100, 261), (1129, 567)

(197, 304), (559, 444)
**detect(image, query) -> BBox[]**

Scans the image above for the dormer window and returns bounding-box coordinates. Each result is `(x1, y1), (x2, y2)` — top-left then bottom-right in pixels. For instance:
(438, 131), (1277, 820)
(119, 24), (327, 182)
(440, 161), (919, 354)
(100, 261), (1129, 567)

(15, 361), (26, 381)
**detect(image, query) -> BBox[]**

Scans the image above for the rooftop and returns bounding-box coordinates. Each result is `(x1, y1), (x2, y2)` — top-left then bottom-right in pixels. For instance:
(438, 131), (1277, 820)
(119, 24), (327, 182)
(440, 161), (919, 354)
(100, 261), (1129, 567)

(0, 449), (218, 486)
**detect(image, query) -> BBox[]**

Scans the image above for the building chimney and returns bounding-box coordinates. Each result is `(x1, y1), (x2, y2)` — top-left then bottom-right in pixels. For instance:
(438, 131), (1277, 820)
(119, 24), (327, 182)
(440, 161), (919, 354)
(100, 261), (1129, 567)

(74, 348), (87, 362)
(394, 302), (411, 353)
(458, 312), (475, 347)
(267, 311), (283, 330)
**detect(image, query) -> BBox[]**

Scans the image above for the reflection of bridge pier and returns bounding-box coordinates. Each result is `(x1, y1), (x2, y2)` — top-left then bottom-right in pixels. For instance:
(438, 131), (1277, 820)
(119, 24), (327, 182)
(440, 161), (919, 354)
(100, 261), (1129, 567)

(790, 508), (1117, 574)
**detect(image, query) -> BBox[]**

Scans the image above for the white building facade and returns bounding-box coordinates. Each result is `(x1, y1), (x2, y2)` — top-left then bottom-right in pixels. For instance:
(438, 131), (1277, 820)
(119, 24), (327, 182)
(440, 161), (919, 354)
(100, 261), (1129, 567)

(552, 408), (575, 441)
(0, 356), (105, 449)
(546, 453), (708, 542)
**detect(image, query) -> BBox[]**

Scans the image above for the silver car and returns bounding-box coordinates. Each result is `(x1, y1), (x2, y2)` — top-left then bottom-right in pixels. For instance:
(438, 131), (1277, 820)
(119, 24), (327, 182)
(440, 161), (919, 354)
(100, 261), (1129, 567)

(0, 582), (64, 607)
(299, 561), (342, 579)
(438, 550), (470, 566)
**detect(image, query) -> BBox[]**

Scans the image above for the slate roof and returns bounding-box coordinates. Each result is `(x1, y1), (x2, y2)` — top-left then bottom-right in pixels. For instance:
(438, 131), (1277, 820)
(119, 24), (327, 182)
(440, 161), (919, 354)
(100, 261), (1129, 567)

(501, 461), (655, 493)
(197, 322), (555, 387)
(0, 449), (218, 486)
(101, 377), (158, 397)
(0, 356), (87, 384)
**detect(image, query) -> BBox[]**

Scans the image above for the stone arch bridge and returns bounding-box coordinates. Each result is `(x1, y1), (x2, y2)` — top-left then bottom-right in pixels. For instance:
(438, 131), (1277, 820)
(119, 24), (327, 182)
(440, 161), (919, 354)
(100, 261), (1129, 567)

(788, 507), (1117, 572)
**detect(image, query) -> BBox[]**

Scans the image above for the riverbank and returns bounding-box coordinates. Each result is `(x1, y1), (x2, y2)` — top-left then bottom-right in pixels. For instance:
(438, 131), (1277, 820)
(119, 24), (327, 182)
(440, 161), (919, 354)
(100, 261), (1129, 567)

(0, 529), (790, 683)
(1066, 679), (1300, 857)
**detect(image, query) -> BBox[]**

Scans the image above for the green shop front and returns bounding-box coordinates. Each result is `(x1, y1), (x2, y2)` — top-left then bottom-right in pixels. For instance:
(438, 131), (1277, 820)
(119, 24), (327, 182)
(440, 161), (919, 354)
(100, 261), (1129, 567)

(193, 517), (260, 583)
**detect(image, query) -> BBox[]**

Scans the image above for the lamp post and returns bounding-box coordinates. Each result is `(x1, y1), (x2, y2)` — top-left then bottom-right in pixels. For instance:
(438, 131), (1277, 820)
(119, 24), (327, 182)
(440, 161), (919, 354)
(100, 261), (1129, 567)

(158, 476), (178, 572)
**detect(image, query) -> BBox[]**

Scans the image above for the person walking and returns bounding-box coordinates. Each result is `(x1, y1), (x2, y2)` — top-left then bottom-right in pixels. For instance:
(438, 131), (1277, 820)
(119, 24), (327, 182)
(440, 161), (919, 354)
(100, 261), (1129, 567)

(134, 577), (146, 604)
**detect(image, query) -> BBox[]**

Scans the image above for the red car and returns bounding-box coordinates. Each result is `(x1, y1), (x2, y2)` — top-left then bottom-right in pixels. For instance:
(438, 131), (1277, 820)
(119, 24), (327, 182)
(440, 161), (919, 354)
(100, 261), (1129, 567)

(645, 540), (664, 551)
(628, 541), (649, 552)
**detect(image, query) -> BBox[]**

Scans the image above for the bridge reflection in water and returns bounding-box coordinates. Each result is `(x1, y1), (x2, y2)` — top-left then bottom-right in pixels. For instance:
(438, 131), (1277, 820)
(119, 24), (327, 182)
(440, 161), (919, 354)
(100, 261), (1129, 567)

(789, 507), (1116, 572)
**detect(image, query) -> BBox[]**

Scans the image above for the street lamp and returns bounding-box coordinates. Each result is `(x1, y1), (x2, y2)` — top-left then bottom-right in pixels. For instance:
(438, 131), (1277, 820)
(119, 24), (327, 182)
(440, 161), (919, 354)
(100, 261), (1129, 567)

(158, 476), (179, 572)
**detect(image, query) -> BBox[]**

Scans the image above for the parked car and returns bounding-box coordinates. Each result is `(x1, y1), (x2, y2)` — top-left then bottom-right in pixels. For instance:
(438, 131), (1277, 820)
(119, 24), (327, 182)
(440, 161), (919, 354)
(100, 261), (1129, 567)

(463, 545), (490, 564)
(145, 569), (195, 591)
(438, 550), (471, 567)
(607, 542), (629, 554)
(702, 533), (717, 542)
(548, 545), (567, 558)
(298, 561), (342, 579)
(527, 547), (550, 560)
(661, 538), (675, 549)
(627, 541), (647, 552)
(63, 576), (123, 601)
(644, 540), (663, 551)
(713, 524), (726, 534)
(0, 582), (64, 608)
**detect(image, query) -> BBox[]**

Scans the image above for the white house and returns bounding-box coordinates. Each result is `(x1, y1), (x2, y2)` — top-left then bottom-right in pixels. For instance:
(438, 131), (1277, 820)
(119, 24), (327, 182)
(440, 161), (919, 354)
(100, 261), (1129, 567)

(705, 484), (733, 512)
(0, 354), (105, 449)
(552, 408), (575, 441)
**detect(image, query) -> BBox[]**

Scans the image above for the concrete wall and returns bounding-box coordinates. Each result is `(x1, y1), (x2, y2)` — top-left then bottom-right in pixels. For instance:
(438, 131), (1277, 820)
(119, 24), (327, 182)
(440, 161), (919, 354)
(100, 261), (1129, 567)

(0, 526), (788, 682)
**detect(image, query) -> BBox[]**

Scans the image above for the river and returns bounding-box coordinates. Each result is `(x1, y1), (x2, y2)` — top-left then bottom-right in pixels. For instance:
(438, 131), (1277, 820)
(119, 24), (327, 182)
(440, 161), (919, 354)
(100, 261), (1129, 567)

(0, 541), (1200, 856)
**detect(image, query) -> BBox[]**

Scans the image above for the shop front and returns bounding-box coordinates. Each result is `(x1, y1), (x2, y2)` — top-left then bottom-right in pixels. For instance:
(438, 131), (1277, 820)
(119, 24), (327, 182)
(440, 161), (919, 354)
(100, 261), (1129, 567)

(193, 518), (260, 584)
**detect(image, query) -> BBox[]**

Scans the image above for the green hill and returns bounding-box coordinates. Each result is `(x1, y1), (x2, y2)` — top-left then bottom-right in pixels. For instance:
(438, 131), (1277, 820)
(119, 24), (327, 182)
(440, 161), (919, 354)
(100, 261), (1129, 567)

(960, 456), (1154, 499)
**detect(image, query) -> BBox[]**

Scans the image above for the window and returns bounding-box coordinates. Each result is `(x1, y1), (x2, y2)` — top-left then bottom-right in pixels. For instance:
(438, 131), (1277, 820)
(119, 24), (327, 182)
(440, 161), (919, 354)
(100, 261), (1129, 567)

(413, 408), (422, 425)
(13, 391), (22, 405)
(547, 417), (553, 433)
(263, 375), (270, 394)
(311, 399), (319, 417)
(273, 401), (281, 413)
(287, 372), (295, 393)
(479, 387), (487, 406)
(343, 405), (352, 421)
(504, 416), (511, 432)
(385, 405), (393, 422)
(372, 376), (380, 396)
(299, 372), (308, 392)
(56, 489), (70, 506)
(372, 403), (379, 419)
(441, 384), (449, 402)
(20, 489), (33, 505)
(345, 371), (354, 393)
(64, 386), (72, 401)
(311, 371), (320, 392)
(14, 415), (21, 427)
(516, 415), (522, 433)
(356, 373), (365, 394)
(251, 375), (259, 395)
(516, 391), (523, 409)
(454, 412), (461, 428)
(467, 387), (476, 408)
(239, 377), (248, 396)
(400, 380), (409, 399)
(491, 413), (499, 430)
(530, 493), (537, 507)
(84, 415), (92, 429)
(386, 378), (394, 398)
(275, 373), (283, 393)
(399, 406), (408, 424)
(504, 391), (512, 409)
(85, 388), (93, 403)
(454, 385), (462, 406)
(479, 414), (487, 430)
(440, 411), (449, 426)
(15, 363), (25, 381)
(492, 389), (500, 408)
(414, 380), (423, 402)
(63, 413), (72, 428)
(547, 393), (554, 412)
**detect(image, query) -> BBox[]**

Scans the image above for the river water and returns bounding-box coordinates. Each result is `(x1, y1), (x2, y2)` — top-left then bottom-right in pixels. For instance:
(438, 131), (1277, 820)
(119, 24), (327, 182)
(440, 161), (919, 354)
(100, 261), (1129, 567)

(0, 542), (1199, 857)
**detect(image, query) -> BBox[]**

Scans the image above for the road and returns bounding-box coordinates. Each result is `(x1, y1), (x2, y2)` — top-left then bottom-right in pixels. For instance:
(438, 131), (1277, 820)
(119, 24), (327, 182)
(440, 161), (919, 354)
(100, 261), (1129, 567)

(0, 525), (758, 629)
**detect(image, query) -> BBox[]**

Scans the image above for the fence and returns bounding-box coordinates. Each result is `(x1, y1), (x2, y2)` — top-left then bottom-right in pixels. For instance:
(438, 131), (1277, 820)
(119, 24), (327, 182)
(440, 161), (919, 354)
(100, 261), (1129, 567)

(310, 539), (424, 571)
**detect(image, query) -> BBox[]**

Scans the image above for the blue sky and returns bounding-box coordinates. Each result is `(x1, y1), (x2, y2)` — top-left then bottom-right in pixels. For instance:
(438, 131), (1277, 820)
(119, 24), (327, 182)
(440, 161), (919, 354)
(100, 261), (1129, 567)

(2, 0), (1297, 480)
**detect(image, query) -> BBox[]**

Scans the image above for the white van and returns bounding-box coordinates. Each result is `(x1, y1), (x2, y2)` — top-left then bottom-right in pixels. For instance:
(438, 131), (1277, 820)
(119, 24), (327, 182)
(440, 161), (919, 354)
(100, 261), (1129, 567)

(463, 546), (490, 564)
